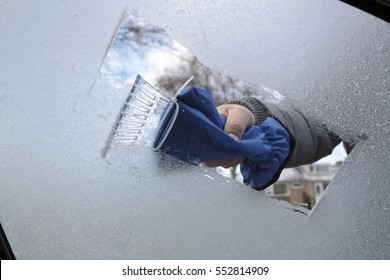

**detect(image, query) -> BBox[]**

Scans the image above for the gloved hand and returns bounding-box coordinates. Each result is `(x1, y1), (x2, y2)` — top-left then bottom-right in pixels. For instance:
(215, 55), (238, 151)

(204, 104), (255, 168)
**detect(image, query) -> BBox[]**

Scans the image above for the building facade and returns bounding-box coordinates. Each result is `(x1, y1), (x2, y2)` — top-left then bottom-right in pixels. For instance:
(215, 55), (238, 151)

(264, 163), (341, 209)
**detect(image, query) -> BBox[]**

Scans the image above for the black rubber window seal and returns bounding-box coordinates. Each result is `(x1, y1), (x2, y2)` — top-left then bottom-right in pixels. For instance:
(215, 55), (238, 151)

(339, 0), (390, 23)
(0, 223), (15, 260)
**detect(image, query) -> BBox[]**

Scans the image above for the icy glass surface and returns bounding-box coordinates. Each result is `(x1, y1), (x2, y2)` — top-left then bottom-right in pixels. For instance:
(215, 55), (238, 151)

(0, 0), (389, 259)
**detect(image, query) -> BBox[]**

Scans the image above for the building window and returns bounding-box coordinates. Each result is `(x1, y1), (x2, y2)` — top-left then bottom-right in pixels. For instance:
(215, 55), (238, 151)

(273, 183), (288, 195)
(314, 182), (330, 202)
(316, 184), (322, 194)
(291, 182), (303, 189)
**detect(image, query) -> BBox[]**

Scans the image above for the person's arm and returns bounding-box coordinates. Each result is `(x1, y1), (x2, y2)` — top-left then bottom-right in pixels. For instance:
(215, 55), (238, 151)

(224, 97), (341, 168)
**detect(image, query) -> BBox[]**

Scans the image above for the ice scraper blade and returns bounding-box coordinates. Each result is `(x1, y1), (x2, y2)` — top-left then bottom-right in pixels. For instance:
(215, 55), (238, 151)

(103, 75), (193, 157)
(103, 75), (170, 157)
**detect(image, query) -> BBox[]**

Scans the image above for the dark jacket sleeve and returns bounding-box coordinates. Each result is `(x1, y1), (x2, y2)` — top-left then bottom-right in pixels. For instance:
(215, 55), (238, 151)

(226, 97), (341, 168)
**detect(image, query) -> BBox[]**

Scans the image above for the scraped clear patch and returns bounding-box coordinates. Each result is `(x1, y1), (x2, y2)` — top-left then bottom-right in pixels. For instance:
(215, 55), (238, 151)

(96, 11), (349, 211)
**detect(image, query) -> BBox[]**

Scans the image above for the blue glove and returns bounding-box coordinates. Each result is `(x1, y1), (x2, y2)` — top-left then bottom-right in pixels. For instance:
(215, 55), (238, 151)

(154, 86), (291, 190)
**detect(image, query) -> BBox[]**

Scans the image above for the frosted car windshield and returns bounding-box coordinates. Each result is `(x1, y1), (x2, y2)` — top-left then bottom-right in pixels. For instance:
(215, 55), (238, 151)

(0, 0), (389, 260)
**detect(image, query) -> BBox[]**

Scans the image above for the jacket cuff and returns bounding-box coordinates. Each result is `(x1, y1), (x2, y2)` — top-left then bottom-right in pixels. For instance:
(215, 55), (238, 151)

(225, 97), (269, 125)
